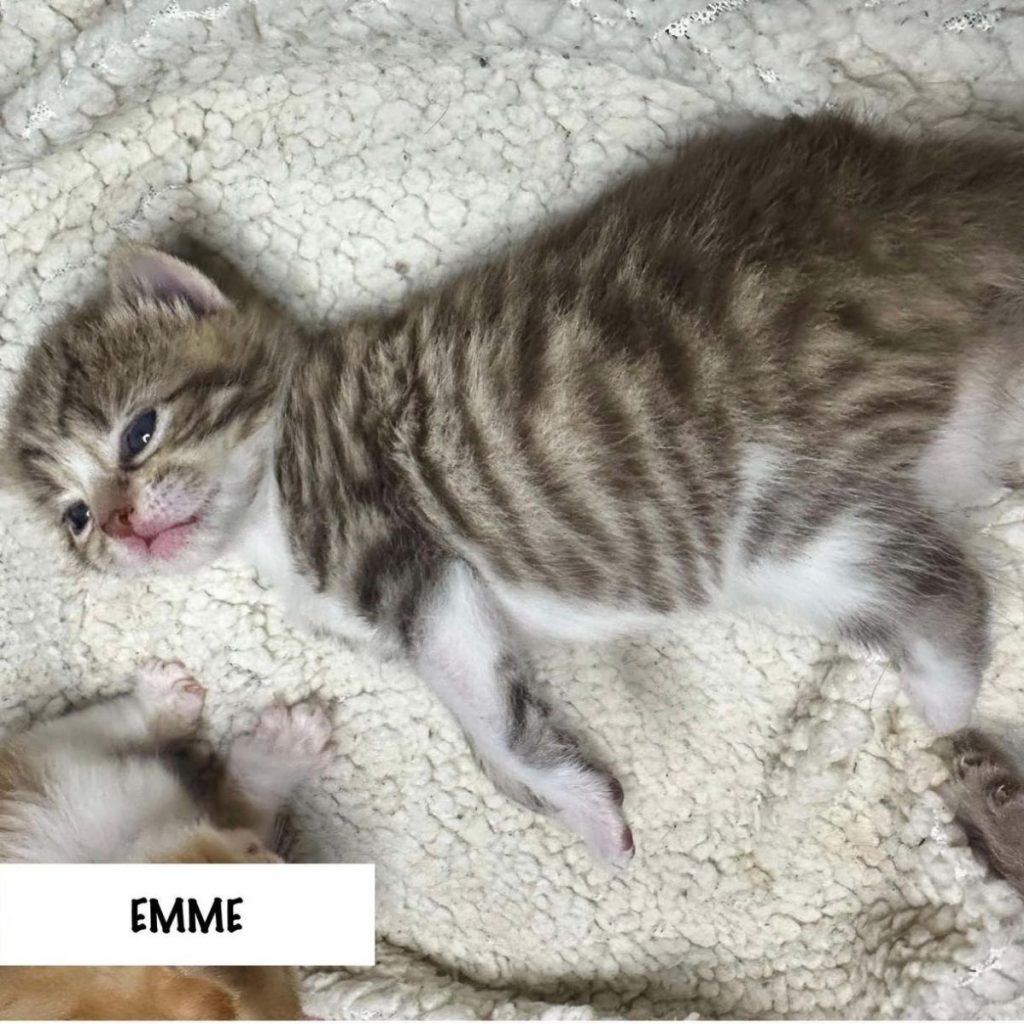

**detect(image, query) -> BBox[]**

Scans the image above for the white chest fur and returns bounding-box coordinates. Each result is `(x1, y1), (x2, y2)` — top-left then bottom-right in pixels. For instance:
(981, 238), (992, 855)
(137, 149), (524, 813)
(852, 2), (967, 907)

(237, 476), (379, 645)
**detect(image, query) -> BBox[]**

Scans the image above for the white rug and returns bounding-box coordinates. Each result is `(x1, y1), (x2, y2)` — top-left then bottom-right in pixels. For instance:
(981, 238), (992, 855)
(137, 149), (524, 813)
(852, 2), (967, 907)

(3, 0), (1024, 1017)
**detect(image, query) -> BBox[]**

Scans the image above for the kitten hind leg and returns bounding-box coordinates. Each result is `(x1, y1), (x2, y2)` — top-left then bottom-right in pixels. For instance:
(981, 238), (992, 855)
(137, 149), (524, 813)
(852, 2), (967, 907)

(896, 539), (988, 734)
(900, 634), (985, 735)
(840, 512), (989, 733)
(413, 561), (633, 867)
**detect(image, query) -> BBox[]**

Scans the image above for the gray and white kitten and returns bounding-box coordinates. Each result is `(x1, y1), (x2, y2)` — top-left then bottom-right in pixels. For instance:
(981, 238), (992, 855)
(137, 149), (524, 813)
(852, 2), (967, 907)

(8, 111), (1024, 865)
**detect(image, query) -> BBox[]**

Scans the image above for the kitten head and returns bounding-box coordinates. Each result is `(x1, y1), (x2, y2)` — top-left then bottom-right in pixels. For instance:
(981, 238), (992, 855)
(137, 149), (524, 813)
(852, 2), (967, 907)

(5, 247), (281, 574)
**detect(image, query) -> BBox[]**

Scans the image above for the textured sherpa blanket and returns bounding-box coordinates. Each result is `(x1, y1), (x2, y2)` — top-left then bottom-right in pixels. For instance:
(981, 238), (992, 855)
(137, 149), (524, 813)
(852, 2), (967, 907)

(4, 0), (1024, 1018)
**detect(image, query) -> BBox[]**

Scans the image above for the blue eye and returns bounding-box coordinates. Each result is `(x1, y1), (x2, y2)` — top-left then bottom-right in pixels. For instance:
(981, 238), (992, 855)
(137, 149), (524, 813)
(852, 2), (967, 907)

(124, 409), (157, 457)
(65, 502), (91, 535)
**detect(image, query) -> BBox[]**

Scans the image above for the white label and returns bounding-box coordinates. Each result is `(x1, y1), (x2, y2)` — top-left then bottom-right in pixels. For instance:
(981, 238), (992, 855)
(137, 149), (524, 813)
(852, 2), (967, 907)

(0, 864), (375, 966)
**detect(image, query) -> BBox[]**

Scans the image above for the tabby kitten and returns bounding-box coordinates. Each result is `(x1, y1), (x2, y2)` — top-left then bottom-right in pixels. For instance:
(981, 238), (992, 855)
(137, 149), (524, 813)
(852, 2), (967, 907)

(8, 112), (1024, 865)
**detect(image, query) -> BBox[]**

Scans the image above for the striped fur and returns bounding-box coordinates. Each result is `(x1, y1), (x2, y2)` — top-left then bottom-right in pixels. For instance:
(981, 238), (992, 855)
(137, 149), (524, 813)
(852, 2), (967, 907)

(10, 112), (1024, 862)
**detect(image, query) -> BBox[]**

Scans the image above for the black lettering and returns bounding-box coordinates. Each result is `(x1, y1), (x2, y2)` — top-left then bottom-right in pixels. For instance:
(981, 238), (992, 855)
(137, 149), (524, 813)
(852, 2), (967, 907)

(187, 898), (224, 934)
(150, 897), (185, 933)
(129, 896), (244, 934)
(131, 898), (146, 933)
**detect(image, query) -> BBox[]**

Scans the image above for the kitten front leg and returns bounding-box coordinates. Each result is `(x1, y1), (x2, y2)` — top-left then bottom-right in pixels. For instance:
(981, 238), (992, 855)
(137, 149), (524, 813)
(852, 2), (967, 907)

(412, 560), (634, 867)
(22, 659), (205, 752)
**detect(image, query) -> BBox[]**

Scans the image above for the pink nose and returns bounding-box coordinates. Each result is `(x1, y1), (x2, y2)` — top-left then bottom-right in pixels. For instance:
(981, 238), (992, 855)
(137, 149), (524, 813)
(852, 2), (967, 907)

(102, 507), (136, 538)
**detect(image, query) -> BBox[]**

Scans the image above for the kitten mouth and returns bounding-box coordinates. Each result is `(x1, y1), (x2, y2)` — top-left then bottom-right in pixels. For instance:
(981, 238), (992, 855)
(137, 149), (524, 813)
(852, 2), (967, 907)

(117, 516), (202, 561)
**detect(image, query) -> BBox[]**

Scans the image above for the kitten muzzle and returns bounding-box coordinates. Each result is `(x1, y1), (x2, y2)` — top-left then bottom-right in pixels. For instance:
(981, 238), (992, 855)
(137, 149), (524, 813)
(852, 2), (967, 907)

(102, 504), (201, 560)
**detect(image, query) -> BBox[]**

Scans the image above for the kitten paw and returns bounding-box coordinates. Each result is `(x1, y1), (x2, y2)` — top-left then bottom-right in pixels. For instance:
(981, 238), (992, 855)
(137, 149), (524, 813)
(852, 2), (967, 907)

(952, 730), (1024, 810)
(953, 729), (1006, 779)
(136, 658), (205, 737)
(556, 775), (635, 869)
(225, 703), (332, 817)
(255, 702), (332, 763)
(232, 702), (332, 779)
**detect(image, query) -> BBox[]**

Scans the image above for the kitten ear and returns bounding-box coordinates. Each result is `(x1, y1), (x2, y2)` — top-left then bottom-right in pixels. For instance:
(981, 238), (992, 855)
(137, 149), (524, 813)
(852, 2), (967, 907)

(110, 246), (232, 315)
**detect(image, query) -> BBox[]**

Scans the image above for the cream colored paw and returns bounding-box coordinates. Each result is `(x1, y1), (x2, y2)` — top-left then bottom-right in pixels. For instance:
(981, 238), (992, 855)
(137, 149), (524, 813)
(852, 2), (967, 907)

(136, 658), (205, 736)
(254, 703), (330, 763)
(231, 701), (332, 781)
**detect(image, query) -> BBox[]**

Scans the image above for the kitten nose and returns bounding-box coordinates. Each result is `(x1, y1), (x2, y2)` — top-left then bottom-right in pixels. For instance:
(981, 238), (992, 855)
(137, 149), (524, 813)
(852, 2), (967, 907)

(102, 506), (136, 538)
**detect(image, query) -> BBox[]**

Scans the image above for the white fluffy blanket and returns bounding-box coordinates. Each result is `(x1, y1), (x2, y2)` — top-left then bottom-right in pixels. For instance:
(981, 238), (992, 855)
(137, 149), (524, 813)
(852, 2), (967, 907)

(3, 0), (1024, 1017)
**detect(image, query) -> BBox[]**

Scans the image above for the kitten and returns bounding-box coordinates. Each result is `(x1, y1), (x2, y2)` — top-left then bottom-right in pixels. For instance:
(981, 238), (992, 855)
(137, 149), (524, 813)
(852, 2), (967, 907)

(950, 730), (1024, 895)
(8, 111), (1024, 865)
(0, 659), (330, 1019)
(0, 965), (303, 1020)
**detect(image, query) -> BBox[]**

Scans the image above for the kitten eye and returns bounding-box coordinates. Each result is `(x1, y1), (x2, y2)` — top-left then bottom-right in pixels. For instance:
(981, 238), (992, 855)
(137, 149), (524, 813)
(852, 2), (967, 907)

(124, 409), (157, 458)
(65, 502), (91, 535)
